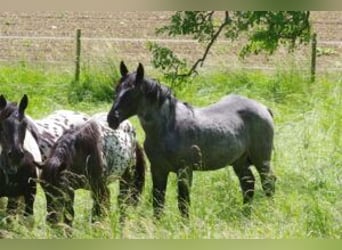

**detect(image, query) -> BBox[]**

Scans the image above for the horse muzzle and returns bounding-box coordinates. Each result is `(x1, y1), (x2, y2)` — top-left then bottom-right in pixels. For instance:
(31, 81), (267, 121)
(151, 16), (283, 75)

(107, 111), (121, 129)
(6, 165), (19, 175)
(8, 148), (24, 163)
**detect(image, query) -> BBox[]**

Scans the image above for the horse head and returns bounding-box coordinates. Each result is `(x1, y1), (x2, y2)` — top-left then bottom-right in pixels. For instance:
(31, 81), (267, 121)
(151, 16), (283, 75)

(0, 95), (29, 173)
(107, 61), (145, 129)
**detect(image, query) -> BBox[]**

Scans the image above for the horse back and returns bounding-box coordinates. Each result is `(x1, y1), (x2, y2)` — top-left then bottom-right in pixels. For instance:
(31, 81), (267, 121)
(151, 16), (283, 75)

(28, 110), (90, 160)
(158, 94), (274, 170)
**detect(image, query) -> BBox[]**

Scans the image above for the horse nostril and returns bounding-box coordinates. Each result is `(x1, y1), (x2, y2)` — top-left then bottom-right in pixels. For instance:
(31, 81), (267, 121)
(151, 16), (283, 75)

(18, 150), (24, 159)
(8, 149), (24, 161)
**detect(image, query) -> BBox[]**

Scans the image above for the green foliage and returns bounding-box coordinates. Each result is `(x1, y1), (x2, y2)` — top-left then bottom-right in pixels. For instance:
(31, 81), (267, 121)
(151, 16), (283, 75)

(156, 11), (216, 42)
(149, 11), (311, 80)
(69, 59), (119, 104)
(0, 62), (117, 116)
(147, 42), (188, 86)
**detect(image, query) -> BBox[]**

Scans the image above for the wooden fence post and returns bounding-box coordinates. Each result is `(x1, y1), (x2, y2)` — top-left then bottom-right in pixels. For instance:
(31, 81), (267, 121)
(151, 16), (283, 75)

(311, 33), (317, 83)
(75, 29), (81, 82)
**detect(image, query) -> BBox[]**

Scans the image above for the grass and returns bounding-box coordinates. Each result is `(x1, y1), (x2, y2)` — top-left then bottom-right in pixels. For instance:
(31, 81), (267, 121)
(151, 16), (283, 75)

(0, 62), (341, 238)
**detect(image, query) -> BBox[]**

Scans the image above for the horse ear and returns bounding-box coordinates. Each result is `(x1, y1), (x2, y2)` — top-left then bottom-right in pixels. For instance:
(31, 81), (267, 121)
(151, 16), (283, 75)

(0, 95), (7, 110)
(136, 63), (144, 84)
(120, 61), (128, 77)
(18, 94), (28, 118)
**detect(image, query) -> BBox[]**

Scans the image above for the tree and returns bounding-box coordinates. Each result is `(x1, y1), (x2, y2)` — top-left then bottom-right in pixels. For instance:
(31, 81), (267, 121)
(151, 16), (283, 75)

(148, 11), (311, 82)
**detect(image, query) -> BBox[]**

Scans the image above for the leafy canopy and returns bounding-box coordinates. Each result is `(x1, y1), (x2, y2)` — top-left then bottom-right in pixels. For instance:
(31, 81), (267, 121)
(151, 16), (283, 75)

(148, 11), (311, 82)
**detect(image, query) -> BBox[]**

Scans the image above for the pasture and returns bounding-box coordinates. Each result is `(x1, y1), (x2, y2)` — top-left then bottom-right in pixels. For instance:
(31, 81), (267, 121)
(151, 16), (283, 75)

(0, 62), (341, 238)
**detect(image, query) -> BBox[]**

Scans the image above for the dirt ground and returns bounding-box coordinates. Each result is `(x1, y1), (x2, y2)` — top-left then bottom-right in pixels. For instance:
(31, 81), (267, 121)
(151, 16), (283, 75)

(0, 11), (341, 73)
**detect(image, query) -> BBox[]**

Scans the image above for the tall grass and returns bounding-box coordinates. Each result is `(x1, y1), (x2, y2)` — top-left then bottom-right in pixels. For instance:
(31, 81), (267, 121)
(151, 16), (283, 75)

(0, 62), (341, 238)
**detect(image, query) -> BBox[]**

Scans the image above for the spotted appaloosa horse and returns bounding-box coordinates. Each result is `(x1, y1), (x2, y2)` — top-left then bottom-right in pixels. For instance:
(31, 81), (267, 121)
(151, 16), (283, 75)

(0, 94), (89, 172)
(35, 113), (145, 226)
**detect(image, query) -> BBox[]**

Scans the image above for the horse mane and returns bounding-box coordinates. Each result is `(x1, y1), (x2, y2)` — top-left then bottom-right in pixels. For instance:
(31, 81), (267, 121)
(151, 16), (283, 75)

(142, 77), (194, 127)
(75, 120), (101, 155)
(141, 77), (173, 106)
(42, 129), (77, 184)
(25, 115), (42, 143)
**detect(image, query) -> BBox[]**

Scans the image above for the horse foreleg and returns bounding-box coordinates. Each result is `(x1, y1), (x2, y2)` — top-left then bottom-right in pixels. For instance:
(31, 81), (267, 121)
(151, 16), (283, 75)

(23, 177), (37, 217)
(177, 166), (193, 219)
(91, 182), (110, 221)
(23, 188), (36, 217)
(151, 165), (169, 220)
(64, 189), (75, 227)
(6, 197), (19, 216)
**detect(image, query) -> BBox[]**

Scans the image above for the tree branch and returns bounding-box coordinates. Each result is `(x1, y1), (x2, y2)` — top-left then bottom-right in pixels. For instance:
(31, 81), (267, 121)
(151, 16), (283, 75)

(181, 12), (230, 77)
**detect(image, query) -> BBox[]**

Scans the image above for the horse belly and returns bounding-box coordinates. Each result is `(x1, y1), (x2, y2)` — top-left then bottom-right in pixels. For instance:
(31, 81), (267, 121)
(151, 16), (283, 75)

(194, 136), (246, 171)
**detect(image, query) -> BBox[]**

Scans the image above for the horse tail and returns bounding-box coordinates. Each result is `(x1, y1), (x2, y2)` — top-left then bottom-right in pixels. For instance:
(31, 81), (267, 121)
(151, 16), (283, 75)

(266, 107), (275, 152)
(131, 141), (146, 205)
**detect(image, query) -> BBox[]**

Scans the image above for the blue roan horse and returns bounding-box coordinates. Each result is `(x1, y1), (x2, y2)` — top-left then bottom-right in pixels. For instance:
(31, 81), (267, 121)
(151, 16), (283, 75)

(107, 62), (276, 219)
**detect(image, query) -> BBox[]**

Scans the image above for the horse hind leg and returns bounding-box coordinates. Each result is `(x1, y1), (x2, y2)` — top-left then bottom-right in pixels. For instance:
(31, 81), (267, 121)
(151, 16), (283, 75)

(254, 160), (276, 197)
(118, 168), (132, 224)
(129, 142), (146, 207)
(232, 156), (255, 205)
(91, 182), (110, 222)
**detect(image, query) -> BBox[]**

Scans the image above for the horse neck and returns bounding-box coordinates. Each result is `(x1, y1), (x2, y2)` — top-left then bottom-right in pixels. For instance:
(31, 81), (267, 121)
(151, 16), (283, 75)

(24, 130), (42, 162)
(25, 115), (41, 142)
(137, 97), (176, 140)
(23, 115), (42, 162)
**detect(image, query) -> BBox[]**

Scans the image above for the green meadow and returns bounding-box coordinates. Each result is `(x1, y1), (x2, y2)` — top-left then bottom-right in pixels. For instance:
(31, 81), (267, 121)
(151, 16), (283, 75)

(0, 62), (341, 238)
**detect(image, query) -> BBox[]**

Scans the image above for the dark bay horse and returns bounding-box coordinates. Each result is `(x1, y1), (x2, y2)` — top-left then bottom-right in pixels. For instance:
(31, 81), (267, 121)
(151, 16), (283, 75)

(0, 94), (89, 168)
(35, 114), (145, 226)
(0, 96), (37, 218)
(107, 62), (276, 219)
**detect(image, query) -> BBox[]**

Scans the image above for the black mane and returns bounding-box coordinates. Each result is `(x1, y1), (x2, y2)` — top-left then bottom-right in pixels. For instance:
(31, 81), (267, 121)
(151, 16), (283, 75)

(42, 128), (77, 184)
(142, 77), (193, 111)
(143, 78), (174, 106)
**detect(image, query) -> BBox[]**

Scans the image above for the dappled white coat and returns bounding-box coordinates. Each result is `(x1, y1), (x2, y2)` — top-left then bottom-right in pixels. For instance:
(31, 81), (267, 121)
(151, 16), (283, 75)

(89, 113), (136, 182)
(24, 110), (90, 162)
